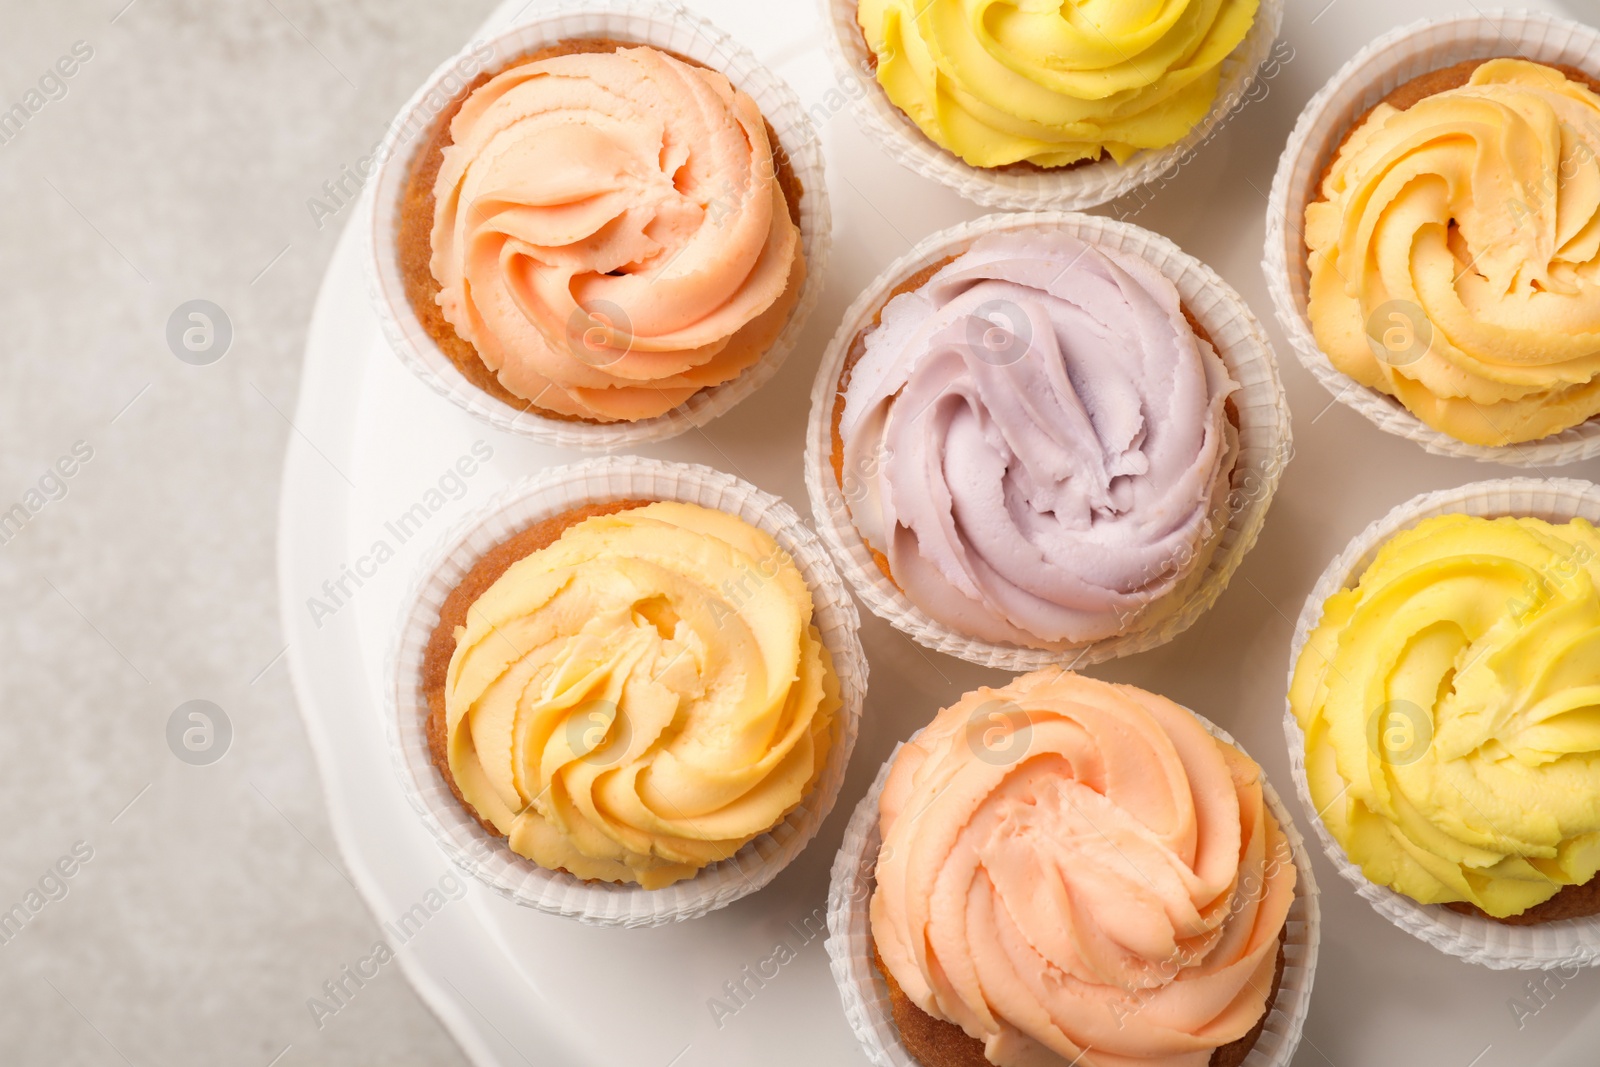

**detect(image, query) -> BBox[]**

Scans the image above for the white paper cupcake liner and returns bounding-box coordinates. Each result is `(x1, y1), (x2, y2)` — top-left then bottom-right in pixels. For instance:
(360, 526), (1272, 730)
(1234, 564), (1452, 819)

(383, 458), (867, 926)
(820, 0), (1282, 211)
(1263, 10), (1600, 467)
(826, 714), (1321, 1067)
(1284, 477), (1600, 969)
(804, 211), (1292, 671)
(362, 0), (832, 451)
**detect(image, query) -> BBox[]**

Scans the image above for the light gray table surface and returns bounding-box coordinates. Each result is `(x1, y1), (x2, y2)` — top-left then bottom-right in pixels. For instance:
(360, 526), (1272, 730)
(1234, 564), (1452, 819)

(0, 2), (490, 1063)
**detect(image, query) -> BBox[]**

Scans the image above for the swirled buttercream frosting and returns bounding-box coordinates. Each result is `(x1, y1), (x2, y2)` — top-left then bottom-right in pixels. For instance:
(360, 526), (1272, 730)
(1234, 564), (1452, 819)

(871, 669), (1296, 1067)
(430, 45), (804, 423)
(1290, 513), (1600, 919)
(443, 502), (839, 889)
(855, 0), (1261, 168)
(1306, 59), (1600, 446)
(837, 231), (1240, 648)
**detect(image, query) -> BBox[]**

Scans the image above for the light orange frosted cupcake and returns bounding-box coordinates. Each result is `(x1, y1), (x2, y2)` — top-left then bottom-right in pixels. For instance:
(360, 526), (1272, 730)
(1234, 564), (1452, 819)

(1305, 57), (1600, 447)
(869, 670), (1297, 1067)
(396, 41), (806, 424)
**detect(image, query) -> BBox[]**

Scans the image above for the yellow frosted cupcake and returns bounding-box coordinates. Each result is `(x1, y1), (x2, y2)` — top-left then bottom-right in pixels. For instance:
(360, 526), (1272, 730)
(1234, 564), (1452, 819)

(855, 0), (1263, 169)
(1290, 511), (1600, 923)
(421, 498), (841, 890)
(1305, 58), (1600, 447)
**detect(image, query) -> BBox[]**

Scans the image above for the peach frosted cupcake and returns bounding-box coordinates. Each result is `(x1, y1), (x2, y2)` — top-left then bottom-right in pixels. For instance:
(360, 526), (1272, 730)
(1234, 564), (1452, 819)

(826, 670), (1319, 1067)
(367, 3), (829, 448)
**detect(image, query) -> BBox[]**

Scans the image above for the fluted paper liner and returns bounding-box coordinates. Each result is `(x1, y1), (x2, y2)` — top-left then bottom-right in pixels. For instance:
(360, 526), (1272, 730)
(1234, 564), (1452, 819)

(1263, 10), (1600, 466)
(819, 0), (1283, 211)
(384, 458), (867, 926)
(804, 211), (1292, 671)
(363, 0), (832, 451)
(826, 717), (1321, 1067)
(1285, 477), (1600, 968)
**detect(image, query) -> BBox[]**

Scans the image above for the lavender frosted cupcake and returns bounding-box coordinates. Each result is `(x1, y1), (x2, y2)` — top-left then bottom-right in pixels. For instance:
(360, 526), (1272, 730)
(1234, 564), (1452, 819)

(806, 212), (1290, 670)
(833, 229), (1240, 649)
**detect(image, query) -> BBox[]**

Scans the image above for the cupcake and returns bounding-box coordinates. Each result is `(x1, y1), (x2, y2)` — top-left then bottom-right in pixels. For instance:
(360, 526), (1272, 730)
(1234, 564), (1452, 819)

(856, 0), (1261, 169)
(406, 42), (803, 424)
(836, 229), (1237, 648)
(1305, 59), (1600, 447)
(807, 214), (1290, 670)
(424, 497), (839, 889)
(367, 5), (829, 448)
(387, 459), (866, 924)
(1266, 12), (1600, 465)
(839, 669), (1308, 1067)
(1285, 477), (1600, 967)
(1290, 512), (1600, 923)
(823, 0), (1283, 209)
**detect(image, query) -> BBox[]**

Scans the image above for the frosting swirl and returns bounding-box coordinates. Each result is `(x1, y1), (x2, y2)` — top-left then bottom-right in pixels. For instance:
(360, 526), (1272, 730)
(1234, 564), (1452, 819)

(871, 669), (1295, 1067)
(1290, 513), (1600, 918)
(1306, 59), (1600, 446)
(838, 232), (1239, 647)
(431, 46), (804, 423)
(444, 502), (839, 889)
(856, 0), (1260, 168)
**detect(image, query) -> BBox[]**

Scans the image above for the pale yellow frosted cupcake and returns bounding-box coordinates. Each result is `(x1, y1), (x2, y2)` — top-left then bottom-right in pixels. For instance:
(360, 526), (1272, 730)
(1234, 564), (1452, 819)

(1305, 58), (1600, 446)
(421, 499), (840, 889)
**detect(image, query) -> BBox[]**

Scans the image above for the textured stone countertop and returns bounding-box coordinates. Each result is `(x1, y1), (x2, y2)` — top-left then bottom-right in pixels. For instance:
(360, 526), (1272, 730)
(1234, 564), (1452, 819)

(0, 3), (495, 1063)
